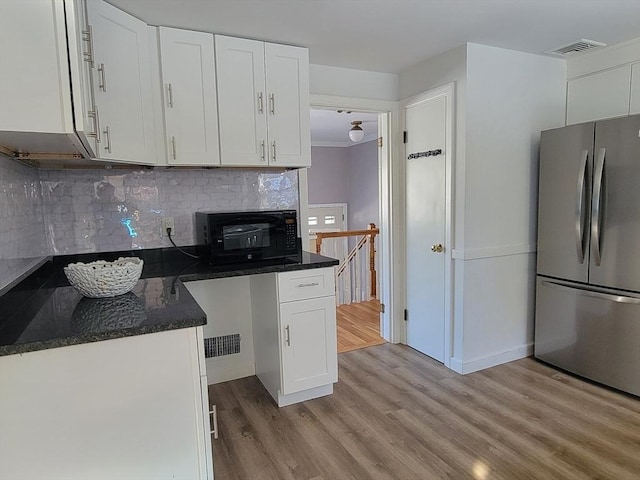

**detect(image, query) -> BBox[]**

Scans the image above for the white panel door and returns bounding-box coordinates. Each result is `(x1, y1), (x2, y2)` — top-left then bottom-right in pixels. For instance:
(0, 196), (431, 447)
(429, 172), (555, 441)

(308, 204), (347, 258)
(87, 0), (156, 164)
(405, 94), (447, 362)
(159, 27), (220, 166)
(215, 35), (267, 166)
(280, 296), (338, 395)
(265, 43), (311, 167)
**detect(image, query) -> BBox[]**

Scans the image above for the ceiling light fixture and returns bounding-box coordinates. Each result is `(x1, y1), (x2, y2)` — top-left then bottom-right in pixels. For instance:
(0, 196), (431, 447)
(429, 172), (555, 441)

(349, 121), (364, 142)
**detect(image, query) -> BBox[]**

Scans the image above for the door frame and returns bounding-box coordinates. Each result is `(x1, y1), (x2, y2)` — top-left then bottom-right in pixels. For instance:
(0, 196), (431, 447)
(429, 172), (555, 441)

(400, 83), (455, 368)
(300, 94), (401, 343)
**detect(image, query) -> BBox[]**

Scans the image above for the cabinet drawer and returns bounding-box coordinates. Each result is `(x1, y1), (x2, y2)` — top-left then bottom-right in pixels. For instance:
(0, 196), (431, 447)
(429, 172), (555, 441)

(277, 268), (335, 302)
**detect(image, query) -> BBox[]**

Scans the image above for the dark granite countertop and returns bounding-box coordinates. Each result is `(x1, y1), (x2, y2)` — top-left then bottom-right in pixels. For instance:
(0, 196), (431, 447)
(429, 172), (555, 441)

(0, 248), (338, 356)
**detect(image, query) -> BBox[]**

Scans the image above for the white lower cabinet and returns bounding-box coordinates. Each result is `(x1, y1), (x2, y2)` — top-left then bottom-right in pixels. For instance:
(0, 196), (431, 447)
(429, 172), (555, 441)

(251, 267), (338, 407)
(280, 295), (338, 395)
(0, 327), (213, 480)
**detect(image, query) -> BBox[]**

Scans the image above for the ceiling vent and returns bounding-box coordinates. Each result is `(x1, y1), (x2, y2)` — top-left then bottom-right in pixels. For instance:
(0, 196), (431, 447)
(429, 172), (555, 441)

(545, 39), (607, 56)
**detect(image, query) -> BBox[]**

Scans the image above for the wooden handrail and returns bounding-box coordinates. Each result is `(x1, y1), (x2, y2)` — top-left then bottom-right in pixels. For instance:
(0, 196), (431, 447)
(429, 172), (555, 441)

(314, 224), (379, 254)
(315, 223), (379, 299)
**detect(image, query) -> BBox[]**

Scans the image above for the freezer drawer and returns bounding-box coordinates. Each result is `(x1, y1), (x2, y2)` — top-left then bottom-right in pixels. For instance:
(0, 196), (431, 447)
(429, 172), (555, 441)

(534, 277), (640, 396)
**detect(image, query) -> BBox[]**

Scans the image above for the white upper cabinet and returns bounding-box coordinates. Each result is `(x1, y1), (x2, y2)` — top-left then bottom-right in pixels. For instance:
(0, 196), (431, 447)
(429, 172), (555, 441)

(265, 43), (311, 168)
(65, 0), (99, 157)
(566, 65), (632, 125)
(215, 35), (311, 167)
(630, 63), (640, 115)
(87, 0), (156, 164)
(159, 27), (220, 166)
(0, 0), (97, 158)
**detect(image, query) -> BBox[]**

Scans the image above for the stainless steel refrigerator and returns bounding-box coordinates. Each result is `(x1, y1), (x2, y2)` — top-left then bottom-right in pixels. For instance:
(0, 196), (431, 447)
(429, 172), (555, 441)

(535, 114), (640, 396)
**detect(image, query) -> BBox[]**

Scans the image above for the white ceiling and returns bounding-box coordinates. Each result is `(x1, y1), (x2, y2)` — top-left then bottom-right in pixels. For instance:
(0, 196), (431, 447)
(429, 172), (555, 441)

(108, 0), (640, 74)
(310, 110), (379, 147)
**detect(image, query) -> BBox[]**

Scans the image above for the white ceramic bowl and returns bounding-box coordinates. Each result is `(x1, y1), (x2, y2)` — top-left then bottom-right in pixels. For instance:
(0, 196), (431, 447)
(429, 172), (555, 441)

(64, 257), (144, 298)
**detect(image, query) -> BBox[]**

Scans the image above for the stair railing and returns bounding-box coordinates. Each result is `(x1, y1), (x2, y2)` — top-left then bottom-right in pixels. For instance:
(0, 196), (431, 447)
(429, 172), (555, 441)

(315, 223), (379, 305)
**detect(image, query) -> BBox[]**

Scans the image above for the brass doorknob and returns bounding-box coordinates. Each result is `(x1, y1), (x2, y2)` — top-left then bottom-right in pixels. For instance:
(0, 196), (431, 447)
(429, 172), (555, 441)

(431, 243), (443, 253)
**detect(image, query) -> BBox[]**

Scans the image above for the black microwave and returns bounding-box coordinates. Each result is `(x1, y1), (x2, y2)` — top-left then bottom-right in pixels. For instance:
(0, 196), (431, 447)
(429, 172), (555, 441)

(195, 210), (299, 265)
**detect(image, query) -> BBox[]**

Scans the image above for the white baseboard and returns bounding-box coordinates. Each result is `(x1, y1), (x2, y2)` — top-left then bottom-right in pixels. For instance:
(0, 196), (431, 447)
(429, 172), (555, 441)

(449, 342), (533, 375)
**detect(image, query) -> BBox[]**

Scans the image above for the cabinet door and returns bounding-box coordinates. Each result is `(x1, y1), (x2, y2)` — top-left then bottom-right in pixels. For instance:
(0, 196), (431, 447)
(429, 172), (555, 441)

(159, 27), (220, 166)
(215, 35), (267, 166)
(65, 0), (99, 157)
(0, 0), (74, 134)
(0, 329), (211, 479)
(280, 296), (338, 395)
(566, 65), (632, 125)
(631, 63), (640, 115)
(87, 0), (156, 164)
(265, 43), (311, 167)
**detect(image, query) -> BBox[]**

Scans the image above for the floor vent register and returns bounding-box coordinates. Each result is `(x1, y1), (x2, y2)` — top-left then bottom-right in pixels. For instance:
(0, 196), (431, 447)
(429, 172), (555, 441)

(204, 334), (241, 358)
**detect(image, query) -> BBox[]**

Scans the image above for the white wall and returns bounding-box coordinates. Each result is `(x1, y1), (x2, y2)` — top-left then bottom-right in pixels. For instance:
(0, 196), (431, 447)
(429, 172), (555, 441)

(398, 43), (567, 373)
(310, 64), (399, 101)
(347, 140), (379, 230)
(458, 43), (566, 372)
(307, 146), (350, 205)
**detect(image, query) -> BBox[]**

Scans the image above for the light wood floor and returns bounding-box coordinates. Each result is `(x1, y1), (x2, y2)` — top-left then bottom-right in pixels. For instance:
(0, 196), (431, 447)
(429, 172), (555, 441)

(209, 344), (640, 480)
(337, 299), (385, 353)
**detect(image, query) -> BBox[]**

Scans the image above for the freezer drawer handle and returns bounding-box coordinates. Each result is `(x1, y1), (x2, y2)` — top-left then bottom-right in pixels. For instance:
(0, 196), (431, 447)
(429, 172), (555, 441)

(591, 148), (606, 266)
(541, 281), (640, 304)
(575, 150), (589, 264)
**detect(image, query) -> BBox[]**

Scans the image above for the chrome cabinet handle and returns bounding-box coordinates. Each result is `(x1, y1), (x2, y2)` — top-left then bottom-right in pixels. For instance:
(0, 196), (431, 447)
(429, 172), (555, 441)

(209, 404), (219, 440)
(260, 140), (266, 162)
(171, 136), (177, 160)
(167, 83), (174, 108)
(257, 92), (264, 114)
(87, 108), (101, 143)
(271, 141), (276, 162)
(98, 63), (107, 92)
(575, 150), (589, 264)
(82, 26), (94, 67)
(285, 325), (291, 346)
(296, 282), (319, 288)
(102, 126), (112, 153)
(541, 281), (640, 304)
(269, 93), (275, 114)
(591, 148), (606, 266)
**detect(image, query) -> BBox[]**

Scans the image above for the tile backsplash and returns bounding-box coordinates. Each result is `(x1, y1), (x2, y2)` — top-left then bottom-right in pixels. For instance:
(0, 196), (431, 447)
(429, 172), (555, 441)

(1, 158), (299, 291)
(0, 159), (48, 291)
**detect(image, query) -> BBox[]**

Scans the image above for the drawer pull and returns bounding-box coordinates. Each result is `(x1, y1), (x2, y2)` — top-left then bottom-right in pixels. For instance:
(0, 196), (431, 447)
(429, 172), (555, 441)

(209, 404), (218, 439)
(296, 282), (319, 288)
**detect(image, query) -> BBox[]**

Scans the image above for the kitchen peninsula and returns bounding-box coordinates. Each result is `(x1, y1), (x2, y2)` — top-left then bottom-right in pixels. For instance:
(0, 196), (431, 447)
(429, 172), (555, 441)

(0, 248), (338, 480)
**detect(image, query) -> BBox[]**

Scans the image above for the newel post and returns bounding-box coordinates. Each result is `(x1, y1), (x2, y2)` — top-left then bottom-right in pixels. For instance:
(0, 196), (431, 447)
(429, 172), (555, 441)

(368, 223), (377, 298)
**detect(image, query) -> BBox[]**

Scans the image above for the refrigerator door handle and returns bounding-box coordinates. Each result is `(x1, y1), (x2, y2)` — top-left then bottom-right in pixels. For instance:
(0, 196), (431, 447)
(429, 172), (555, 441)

(575, 149), (589, 264)
(541, 281), (640, 304)
(591, 147), (606, 266)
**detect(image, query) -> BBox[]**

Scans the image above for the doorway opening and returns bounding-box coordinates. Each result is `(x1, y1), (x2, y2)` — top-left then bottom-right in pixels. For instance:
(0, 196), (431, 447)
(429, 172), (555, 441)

(303, 105), (389, 353)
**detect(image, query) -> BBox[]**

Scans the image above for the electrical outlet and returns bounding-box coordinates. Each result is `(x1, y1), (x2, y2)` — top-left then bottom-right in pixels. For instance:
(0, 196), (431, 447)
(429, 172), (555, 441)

(162, 217), (175, 236)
